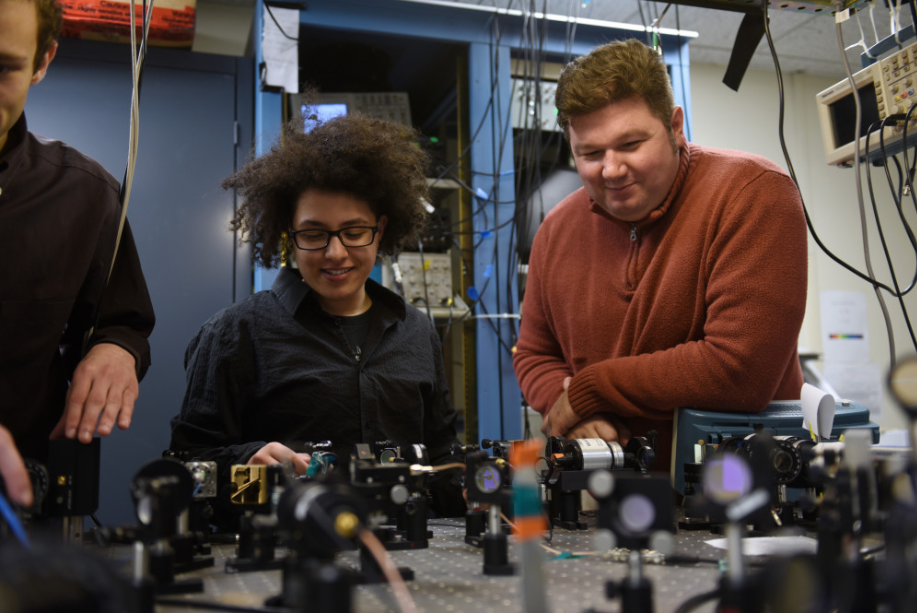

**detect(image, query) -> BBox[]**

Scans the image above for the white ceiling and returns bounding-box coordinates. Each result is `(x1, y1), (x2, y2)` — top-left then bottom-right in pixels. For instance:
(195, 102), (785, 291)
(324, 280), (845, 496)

(195, 0), (910, 80)
(448, 0), (912, 79)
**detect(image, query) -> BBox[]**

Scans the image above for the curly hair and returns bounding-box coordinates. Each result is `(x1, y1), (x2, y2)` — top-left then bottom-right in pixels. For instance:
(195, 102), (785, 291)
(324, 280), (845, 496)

(224, 113), (431, 268)
(30, 0), (63, 71)
(555, 38), (677, 149)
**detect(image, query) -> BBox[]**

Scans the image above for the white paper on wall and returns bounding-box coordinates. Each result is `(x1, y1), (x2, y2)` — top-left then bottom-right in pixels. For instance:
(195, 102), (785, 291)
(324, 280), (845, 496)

(261, 6), (299, 93)
(820, 290), (869, 363)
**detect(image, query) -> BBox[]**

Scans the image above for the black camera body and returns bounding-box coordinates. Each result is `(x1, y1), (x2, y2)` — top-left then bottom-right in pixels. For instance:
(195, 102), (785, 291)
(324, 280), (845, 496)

(25, 437), (100, 520)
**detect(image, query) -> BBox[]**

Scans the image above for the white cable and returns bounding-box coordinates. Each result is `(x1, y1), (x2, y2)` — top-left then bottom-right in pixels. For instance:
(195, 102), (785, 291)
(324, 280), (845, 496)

(835, 3), (898, 367)
(853, 9), (875, 59)
(83, 0), (152, 350)
(107, 0), (153, 283)
(869, 0), (879, 44)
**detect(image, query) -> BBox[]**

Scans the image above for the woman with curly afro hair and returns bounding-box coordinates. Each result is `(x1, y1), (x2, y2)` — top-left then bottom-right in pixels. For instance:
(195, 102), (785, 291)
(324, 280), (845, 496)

(169, 114), (466, 528)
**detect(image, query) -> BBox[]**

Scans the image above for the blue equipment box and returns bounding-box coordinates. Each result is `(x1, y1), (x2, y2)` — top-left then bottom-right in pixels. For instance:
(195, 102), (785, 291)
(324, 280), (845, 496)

(671, 400), (880, 496)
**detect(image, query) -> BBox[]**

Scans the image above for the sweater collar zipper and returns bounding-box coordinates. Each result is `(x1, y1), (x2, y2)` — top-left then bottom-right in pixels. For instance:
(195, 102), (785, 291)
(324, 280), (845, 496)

(630, 223), (637, 242)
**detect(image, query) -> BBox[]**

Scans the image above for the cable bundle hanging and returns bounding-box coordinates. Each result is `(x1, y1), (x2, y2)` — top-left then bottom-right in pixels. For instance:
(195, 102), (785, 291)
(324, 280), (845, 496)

(763, 0), (917, 367)
(83, 0), (153, 352)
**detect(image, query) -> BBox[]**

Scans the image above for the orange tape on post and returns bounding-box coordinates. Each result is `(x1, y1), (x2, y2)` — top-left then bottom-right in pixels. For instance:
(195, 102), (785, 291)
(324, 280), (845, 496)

(61, 0), (196, 48)
(510, 439), (547, 539)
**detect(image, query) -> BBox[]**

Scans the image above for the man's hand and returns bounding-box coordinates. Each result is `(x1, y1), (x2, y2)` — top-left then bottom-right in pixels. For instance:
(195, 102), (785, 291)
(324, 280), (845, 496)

(249, 442), (312, 475)
(540, 377), (579, 437)
(0, 424), (33, 507)
(51, 343), (138, 444)
(565, 414), (631, 444)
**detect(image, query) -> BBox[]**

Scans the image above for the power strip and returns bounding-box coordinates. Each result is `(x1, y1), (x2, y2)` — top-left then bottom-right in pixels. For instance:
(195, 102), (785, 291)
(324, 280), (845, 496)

(397, 252), (453, 308)
(511, 78), (560, 132)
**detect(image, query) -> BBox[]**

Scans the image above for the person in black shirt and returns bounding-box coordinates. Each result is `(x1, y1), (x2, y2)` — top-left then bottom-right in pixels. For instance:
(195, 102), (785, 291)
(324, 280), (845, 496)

(0, 0), (155, 503)
(169, 113), (466, 520)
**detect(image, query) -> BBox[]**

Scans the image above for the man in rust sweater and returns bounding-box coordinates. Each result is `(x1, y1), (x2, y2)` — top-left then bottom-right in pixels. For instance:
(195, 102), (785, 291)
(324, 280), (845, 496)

(513, 39), (807, 473)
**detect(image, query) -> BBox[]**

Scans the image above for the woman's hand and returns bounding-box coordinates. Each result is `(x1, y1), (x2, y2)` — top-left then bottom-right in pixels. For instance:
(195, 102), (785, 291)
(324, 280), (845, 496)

(249, 442), (312, 475)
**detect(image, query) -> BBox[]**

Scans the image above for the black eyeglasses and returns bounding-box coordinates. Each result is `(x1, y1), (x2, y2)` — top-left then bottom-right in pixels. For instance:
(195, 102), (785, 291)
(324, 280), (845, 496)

(289, 225), (380, 251)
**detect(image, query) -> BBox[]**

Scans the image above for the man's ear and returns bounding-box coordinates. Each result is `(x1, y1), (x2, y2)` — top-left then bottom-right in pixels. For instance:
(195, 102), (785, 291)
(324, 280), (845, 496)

(31, 41), (58, 86)
(670, 106), (687, 149)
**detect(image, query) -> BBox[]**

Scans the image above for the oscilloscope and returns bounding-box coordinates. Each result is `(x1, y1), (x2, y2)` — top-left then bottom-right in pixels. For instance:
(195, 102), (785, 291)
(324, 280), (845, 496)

(816, 39), (917, 166)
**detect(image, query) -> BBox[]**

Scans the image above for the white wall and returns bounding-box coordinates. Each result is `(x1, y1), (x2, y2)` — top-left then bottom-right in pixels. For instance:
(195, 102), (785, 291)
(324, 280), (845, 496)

(690, 62), (917, 432)
(192, 0), (255, 57)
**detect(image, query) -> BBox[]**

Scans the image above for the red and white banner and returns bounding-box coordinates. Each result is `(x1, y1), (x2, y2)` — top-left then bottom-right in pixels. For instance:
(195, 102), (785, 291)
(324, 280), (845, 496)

(61, 0), (196, 48)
